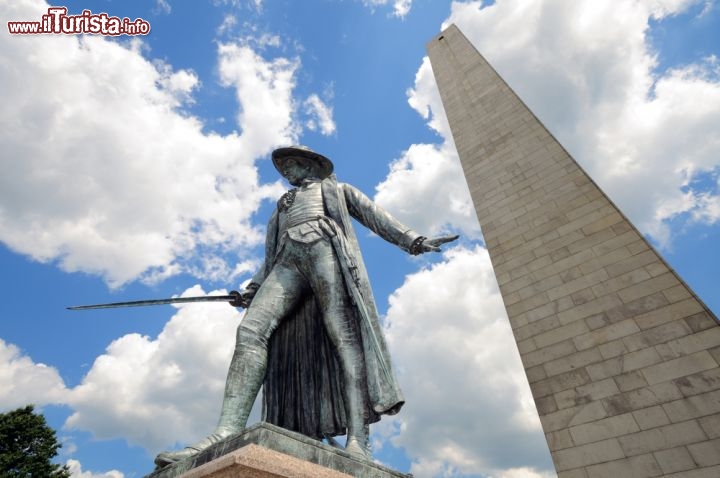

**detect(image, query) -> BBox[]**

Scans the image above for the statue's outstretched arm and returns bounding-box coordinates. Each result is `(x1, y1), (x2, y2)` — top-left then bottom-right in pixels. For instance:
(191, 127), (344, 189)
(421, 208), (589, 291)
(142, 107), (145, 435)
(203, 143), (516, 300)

(341, 183), (458, 254)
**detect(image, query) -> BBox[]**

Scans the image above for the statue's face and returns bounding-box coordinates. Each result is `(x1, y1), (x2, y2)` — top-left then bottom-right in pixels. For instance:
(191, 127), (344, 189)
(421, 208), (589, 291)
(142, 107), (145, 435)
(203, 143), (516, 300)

(281, 158), (314, 186)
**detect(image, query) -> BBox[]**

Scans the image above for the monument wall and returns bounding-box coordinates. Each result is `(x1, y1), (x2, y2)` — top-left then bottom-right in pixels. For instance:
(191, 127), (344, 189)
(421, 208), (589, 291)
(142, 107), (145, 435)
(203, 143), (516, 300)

(427, 24), (720, 478)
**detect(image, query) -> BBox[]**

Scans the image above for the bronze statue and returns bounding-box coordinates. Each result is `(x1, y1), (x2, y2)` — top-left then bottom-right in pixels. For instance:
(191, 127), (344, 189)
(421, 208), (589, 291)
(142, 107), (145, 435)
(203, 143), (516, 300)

(155, 146), (458, 466)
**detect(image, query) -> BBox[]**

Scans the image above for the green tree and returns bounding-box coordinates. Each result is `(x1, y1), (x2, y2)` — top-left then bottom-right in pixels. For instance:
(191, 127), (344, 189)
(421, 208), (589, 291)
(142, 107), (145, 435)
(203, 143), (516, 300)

(0, 405), (71, 477)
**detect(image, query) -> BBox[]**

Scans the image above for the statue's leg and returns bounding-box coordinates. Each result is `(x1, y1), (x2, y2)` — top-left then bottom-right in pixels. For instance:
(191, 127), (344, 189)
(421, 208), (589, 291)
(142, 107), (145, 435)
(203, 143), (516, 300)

(306, 240), (370, 459)
(154, 261), (306, 467)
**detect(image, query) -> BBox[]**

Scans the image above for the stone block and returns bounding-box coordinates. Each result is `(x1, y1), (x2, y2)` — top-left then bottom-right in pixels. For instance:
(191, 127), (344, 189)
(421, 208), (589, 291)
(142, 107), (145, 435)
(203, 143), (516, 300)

(635, 298), (705, 330)
(644, 261), (670, 278)
(544, 348), (603, 377)
(664, 464), (720, 477)
(665, 327), (720, 358)
(593, 268), (652, 298)
(557, 469), (589, 478)
(591, 230), (637, 257)
(546, 269), (609, 302)
(674, 368), (720, 397)
(534, 320), (590, 349)
(581, 211), (624, 236)
(606, 292), (669, 324)
(553, 438), (625, 471)
(526, 364), (547, 383)
(557, 295), (623, 325)
(547, 429), (575, 451)
(642, 350), (718, 385)
(541, 401), (608, 433)
(571, 287), (596, 306)
(526, 298), (575, 324)
(574, 318), (641, 351)
(517, 337), (537, 354)
(711, 345), (720, 365)
(514, 315), (561, 342)
(586, 347), (662, 382)
(502, 272), (536, 294)
(662, 389), (720, 423)
(534, 369), (593, 399)
(687, 438), (720, 467)
(622, 321), (693, 353)
(598, 339), (628, 360)
(536, 395), (559, 415)
(585, 454), (662, 478)
(145, 422), (408, 478)
(617, 273), (678, 303)
(176, 444), (352, 478)
(685, 313), (719, 333)
(604, 250), (657, 278)
(555, 389), (591, 410)
(652, 446), (697, 474)
(632, 406), (671, 431)
(602, 382), (683, 416)
(524, 339), (577, 368)
(662, 284), (692, 303)
(698, 413), (720, 438)
(568, 412), (640, 445)
(585, 313), (609, 331)
(555, 378), (620, 410)
(613, 370), (648, 392)
(617, 420), (707, 456)
(579, 246), (633, 277)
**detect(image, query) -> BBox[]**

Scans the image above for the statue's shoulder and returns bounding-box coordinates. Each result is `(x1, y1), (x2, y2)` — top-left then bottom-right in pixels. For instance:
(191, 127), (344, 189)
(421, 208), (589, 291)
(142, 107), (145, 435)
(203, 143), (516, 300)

(321, 176), (347, 193)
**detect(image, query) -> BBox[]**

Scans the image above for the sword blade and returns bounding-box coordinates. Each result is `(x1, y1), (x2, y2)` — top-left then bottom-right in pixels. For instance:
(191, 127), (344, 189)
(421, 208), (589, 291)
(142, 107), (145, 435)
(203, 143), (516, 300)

(67, 295), (238, 310)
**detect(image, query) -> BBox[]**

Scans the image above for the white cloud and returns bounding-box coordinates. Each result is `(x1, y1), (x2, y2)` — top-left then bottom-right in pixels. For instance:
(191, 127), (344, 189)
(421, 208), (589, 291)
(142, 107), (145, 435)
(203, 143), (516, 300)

(393, 0), (413, 17)
(0, 286), (263, 454)
(217, 42), (301, 158)
(378, 246), (553, 477)
(0, 339), (68, 410)
(211, 0), (263, 8)
(361, 0), (414, 18)
(437, 0), (720, 247)
(692, 191), (720, 224)
(304, 94), (337, 136)
(495, 468), (558, 478)
(0, 0), (326, 287)
(406, 57), (452, 140)
(64, 286), (246, 452)
(216, 14), (237, 36)
(374, 142), (480, 238)
(375, 56), (479, 239)
(154, 0), (171, 15)
(66, 459), (124, 478)
(155, 61), (200, 106)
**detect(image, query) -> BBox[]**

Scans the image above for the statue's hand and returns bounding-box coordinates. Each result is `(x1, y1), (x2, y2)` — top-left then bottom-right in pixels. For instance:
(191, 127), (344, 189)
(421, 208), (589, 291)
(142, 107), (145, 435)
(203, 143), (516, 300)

(228, 284), (260, 308)
(410, 235), (459, 254)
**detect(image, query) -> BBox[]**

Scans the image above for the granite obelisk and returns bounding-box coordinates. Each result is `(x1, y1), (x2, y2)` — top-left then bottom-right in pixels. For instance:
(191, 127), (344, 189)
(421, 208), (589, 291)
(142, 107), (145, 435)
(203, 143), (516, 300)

(428, 24), (720, 477)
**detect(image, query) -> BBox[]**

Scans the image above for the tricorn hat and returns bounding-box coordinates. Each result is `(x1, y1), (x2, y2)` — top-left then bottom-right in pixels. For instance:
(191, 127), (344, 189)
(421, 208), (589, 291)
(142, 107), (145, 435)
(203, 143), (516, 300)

(272, 145), (334, 180)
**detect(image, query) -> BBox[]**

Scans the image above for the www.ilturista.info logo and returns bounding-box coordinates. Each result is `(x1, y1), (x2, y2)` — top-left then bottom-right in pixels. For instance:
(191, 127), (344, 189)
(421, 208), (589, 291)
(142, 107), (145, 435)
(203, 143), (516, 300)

(8, 7), (150, 35)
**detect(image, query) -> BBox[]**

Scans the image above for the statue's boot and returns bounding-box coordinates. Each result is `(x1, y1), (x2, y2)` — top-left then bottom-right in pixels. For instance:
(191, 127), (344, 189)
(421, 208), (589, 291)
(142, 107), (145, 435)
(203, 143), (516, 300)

(345, 424), (370, 459)
(342, 360), (371, 460)
(154, 337), (267, 467)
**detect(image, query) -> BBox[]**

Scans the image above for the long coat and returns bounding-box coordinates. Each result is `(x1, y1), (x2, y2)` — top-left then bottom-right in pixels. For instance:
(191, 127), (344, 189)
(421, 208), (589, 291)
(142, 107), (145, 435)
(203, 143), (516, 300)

(250, 175), (417, 439)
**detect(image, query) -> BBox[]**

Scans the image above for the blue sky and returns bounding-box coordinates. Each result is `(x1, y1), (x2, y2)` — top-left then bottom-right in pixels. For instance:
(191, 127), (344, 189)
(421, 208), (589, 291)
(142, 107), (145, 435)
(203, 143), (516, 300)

(1, 1), (719, 477)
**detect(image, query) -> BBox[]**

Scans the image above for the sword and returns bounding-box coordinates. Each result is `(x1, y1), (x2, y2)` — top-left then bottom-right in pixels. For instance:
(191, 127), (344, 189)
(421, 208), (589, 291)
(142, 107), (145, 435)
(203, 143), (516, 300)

(67, 291), (245, 310)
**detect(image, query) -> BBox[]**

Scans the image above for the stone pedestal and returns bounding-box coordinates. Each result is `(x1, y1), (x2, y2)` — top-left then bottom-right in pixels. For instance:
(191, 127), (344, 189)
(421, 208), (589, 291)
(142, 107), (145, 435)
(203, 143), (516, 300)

(145, 422), (410, 478)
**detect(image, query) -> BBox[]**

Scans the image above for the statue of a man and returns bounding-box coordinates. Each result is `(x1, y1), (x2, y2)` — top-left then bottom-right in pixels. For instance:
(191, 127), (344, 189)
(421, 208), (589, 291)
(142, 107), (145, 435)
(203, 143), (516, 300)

(155, 146), (457, 466)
